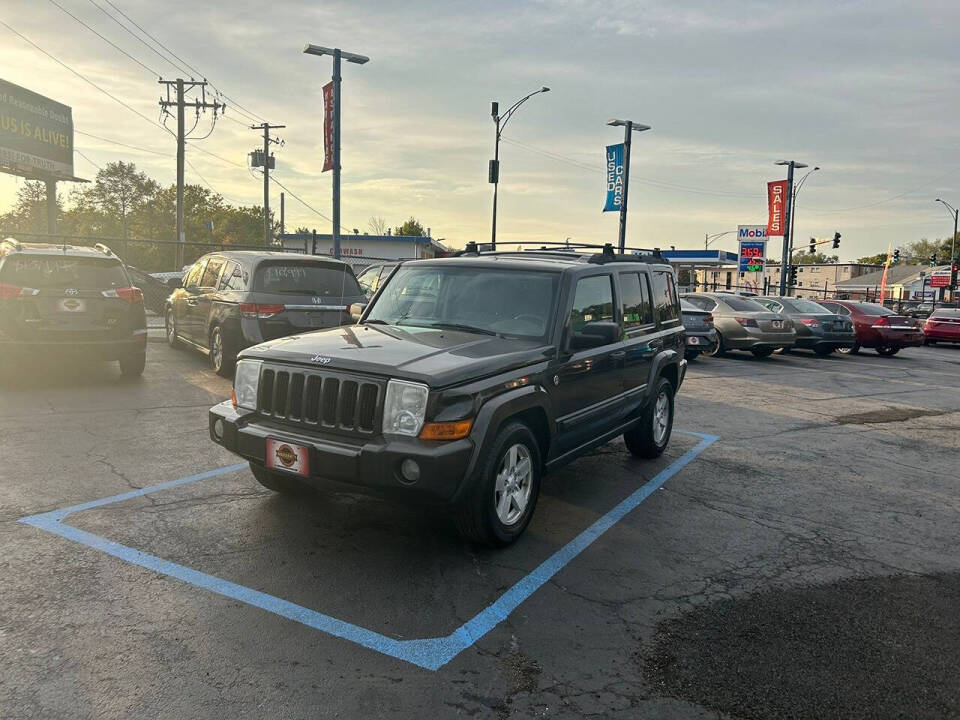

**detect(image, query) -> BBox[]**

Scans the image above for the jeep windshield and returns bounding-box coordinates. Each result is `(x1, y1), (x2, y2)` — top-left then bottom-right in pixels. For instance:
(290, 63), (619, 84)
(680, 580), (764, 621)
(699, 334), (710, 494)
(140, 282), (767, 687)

(365, 265), (560, 339)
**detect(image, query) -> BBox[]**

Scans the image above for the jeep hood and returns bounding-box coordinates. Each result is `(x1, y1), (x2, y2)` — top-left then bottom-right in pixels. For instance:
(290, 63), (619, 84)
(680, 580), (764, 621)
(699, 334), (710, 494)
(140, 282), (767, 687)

(238, 324), (554, 386)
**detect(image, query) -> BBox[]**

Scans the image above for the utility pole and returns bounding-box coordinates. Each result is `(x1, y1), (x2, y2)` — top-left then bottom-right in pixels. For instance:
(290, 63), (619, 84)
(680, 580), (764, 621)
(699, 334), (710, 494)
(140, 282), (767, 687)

(280, 192), (285, 236)
(159, 79), (223, 268)
(304, 44), (369, 260)
(250, 123), (285, 246)
(607, 119), (651, 253)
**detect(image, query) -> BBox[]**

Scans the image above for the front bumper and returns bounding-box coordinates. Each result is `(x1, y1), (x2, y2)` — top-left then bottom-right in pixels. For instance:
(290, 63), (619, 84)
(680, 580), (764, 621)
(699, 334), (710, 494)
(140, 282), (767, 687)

(209, 400), (476, 505)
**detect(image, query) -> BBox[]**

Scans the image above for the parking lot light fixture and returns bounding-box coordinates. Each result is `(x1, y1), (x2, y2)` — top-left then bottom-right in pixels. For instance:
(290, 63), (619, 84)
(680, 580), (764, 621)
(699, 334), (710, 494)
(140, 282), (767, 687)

(774, 159), (809, 295)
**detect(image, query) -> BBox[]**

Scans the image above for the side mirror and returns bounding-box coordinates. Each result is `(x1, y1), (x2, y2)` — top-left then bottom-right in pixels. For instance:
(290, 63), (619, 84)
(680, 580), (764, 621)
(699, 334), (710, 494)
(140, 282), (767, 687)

(569, 321), (619, 350)
(167, 277), (182, 288)
(349, 303), (367, 322)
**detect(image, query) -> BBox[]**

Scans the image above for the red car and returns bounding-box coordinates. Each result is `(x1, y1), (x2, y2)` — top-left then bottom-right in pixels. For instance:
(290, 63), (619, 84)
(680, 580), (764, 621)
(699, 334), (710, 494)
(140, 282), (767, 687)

(818, 300), (924, 356)
(923, 308), (960, 345)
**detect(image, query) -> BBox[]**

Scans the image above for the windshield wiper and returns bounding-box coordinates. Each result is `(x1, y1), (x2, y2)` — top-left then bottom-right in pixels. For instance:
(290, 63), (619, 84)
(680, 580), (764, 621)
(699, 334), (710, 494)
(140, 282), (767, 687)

(363, 319), (389, 325)
(419, 322), (498, 336)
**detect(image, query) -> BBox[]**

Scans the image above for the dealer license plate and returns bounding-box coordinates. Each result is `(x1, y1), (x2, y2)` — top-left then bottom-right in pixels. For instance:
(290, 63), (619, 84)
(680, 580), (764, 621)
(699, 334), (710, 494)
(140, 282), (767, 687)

(686, 336), (700, 345)
(266, 438), (309, 475)
(57, 298), (87, 312)
(772, 320), (783, 329)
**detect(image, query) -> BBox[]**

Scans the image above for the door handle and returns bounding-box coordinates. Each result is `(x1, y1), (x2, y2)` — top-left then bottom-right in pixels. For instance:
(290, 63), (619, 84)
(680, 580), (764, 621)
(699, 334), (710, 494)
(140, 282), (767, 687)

(610, 351), (626, 361)
(185, 299), (198, 306)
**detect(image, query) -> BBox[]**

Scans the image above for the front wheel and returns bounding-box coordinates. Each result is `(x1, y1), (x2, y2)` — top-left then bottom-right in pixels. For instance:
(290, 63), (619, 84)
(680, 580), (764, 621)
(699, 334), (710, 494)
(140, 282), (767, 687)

(624, 377), (674, 459)
(209, 326), (235, 377)
(165, 307), (181, 348)
(876, 345), (900, 356)
(455, 421), (541, 547)
(837, 343), (860, 355)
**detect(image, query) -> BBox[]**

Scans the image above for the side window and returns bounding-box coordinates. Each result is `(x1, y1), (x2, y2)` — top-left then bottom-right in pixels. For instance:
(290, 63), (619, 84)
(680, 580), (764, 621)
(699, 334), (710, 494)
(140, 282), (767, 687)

(758, 300), (782, 312)
(651, 271), (680, 324)
(837, 305), (851, 316)
(569, 275), (614, 332)
(200, 257), (225, 288)
(620, 272), (653, 329)
(356, 266), (378, 294)
(184, 259), (206, 289)
(219, 262), (246, 291)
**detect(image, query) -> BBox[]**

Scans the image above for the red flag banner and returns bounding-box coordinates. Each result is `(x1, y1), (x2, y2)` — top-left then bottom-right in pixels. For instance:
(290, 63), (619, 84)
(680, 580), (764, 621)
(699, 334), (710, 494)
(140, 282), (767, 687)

(766, 180), (788, 236)
(322, 81), (334, 173)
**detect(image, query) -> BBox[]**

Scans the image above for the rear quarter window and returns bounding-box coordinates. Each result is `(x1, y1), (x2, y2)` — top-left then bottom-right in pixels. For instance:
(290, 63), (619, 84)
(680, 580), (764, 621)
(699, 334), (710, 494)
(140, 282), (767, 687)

(651, 271), (680, 324)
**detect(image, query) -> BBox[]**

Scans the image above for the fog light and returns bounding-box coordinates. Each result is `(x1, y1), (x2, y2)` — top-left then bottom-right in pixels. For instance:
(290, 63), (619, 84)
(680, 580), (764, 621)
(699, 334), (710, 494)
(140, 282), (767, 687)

(213, 418), (224, 441)
(400, 458), (420, 483)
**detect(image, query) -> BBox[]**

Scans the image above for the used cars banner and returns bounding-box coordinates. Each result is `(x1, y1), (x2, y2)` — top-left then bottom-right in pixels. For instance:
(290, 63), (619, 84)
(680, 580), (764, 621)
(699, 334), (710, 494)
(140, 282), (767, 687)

(766, 180), (788, 236)
(603, 143), (624, 212)
(0, 79), (73, 179)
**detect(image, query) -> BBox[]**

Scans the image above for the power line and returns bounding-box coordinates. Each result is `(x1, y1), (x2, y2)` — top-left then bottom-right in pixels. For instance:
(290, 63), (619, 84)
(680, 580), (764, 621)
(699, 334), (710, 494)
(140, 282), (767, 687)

(85, 0), (185, 75)
(45, 0), (161, 77)
(270, 175), (337, 226)
(189, 143), (245, 168)
(75, 129), (171, 156)
(0, 19), (174, 137)
(185, 158), (246, 204)
(808, 167), (959, 213)
(74, 148), (103, 170)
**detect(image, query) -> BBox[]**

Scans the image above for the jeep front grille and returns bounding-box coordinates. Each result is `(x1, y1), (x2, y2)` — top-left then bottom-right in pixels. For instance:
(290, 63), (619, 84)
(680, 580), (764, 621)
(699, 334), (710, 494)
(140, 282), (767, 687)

(258, 366), (381, 435)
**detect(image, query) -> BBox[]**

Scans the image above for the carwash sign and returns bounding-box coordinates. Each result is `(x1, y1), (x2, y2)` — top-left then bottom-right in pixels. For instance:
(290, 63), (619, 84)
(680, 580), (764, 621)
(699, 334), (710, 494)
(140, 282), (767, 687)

(0, 79), (73, 179)
(738, 225), (767, 272)
(603, 143), (624, 212)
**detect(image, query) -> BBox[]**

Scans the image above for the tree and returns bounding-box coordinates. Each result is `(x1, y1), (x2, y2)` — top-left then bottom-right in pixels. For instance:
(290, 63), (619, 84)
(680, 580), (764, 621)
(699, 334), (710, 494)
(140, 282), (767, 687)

(85, 162), (158, 239)
(0, 180), (60, 234)
(394, 217), (426, 237)
(856, 252), (889, 265)
(293, 226), (311, 235)
(792, 251), (839, 265)
(367, 216), (388, 235)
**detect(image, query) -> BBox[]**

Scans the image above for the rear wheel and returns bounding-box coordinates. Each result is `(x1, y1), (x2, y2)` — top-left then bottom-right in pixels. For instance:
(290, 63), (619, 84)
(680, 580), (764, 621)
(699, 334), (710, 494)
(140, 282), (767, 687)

(684, 347), (701, 361)
(837, 343), (860, 355)
(813, 345), (835, 356)
(924, 339), (936, 346)
(455, 421), (541, 547)
(118, 351), (146, 378)
(876, 345), (900, 356)
(751, 347), (775, 358)
(209, 326), (235, 377)
(702, 331), (724, 357)
(250, 463), (303, 494)
(624, 377), (674, 459)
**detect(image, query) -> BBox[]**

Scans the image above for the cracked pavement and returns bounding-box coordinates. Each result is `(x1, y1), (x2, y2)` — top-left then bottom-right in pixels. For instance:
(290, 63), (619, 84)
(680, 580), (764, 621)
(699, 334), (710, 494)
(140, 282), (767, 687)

(1, 340), (958, 718)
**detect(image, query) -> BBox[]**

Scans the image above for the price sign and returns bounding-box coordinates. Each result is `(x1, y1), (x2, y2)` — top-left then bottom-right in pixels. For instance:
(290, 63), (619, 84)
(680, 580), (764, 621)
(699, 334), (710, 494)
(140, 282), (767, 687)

(739, 240), (766, 273)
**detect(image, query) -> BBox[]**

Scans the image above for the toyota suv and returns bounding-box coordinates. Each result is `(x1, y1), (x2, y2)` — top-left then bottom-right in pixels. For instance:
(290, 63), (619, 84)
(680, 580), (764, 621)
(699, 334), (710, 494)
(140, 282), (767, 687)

(0, 239), (147, 377)
(209, 243), (686, 546)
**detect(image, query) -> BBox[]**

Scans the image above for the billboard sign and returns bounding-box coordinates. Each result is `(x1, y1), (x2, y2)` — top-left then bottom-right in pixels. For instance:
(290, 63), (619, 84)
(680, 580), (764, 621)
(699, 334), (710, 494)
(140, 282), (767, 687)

(738, 225), (767, 272)
(603, 143), (624, 212)
(766, 180), (788, 235)
(0, 79), (73, 179)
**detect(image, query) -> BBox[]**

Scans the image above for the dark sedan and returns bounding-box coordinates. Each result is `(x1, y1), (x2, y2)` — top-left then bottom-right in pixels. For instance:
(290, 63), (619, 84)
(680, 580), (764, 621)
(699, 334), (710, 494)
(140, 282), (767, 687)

(818, 300), (924, 356)
(756, 296), (855, 356)
(680, 298), (717, 360)
(165, 251), (366, 375)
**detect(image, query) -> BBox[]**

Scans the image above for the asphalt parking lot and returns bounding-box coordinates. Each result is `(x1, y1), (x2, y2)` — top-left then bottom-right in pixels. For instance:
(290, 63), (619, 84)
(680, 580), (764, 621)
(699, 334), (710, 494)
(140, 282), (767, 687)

(2, 336), (959, 719)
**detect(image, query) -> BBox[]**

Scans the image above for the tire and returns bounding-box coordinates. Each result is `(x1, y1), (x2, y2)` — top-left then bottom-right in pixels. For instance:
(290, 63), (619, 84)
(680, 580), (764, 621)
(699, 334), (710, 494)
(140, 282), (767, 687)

(250, 463), (303, 494)
(684, 348), (700, 361)
(702, 331), (725, 357)
(813, 346), (835, 356)
(837, 343), (860, 355)
(165, 307), (181, 348)
(209, 325), (235, 377)
(118, 351), (146, 378)
(876, 345), (900, 356)
(624, 376), (674, 459)
(924, 339), (936, 346)
(455, 421), (541, 547)
(751, 347), (775, 358)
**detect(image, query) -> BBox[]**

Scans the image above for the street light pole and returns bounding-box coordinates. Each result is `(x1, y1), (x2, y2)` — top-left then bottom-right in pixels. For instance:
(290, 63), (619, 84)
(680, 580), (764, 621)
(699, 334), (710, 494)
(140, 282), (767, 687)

(607, 119), (651, 253)
(705, 230), (736, 250)
(775, 159), (808, 295)
(304, 43), (369, 260)
(489, 87), (550, 250)
(935, 198), (958, 262)
(788, 166), (819, 260)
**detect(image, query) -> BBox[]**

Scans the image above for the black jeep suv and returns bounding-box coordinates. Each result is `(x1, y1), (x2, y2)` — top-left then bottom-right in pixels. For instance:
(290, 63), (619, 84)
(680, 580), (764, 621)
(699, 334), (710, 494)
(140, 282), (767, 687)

(166, 251), (366, 376)
(0, 239), (147, 377)
(209, 245), (686, 546)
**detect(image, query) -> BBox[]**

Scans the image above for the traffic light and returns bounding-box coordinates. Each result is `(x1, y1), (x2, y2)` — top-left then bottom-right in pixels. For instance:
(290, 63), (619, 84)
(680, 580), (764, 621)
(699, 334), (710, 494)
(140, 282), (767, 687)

(832, 232), (841, 249)
(930, 253), (938, 266)
(951, 257), (959, 290)
(893, 248), (900, 263)
(788, 265), (798, 286)
(809, 237), (816, 254)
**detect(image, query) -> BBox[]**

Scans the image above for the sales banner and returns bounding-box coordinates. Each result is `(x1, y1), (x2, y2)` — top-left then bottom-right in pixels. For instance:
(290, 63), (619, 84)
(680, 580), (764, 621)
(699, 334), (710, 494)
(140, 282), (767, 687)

(322, 81), (334, 173)
(0, 79), (73, 179)
(738, 225), (767, 272)
(766, 180), (788, 236)
(603, 143), (624, 212)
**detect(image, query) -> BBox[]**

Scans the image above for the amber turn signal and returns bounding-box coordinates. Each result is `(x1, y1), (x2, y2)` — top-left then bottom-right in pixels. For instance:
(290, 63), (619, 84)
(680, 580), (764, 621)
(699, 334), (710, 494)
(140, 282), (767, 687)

(419, 419), (473, 441)
(231, 387), (238, 407)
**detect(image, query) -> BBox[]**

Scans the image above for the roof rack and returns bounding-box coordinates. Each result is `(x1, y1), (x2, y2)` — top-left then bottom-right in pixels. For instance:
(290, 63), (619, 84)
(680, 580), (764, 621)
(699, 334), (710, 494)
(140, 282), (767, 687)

(1, 237), (22, 252)
(454, 240), (666, 265)
(93, 243), (115, 256)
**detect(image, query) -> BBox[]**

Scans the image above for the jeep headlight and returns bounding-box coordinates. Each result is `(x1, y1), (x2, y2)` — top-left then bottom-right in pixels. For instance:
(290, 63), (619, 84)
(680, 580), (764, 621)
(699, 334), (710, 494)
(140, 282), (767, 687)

(382, 379), (428, 436)
(233, 359), (262, 410)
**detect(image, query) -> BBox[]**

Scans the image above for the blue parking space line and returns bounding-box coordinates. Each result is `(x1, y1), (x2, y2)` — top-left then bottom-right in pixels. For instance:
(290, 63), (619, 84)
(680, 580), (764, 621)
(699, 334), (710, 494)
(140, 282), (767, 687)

(19, 431), (717, 672)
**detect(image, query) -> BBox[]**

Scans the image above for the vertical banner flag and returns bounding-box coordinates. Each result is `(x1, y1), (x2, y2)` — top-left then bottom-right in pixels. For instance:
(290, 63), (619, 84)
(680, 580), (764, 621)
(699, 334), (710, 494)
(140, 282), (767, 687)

(737, 225), (767, 273)
(766, 180), (788, 235)
(322, 81), (334, 173)
(878, 243), (892, 301)
(603, 143), (625, 212)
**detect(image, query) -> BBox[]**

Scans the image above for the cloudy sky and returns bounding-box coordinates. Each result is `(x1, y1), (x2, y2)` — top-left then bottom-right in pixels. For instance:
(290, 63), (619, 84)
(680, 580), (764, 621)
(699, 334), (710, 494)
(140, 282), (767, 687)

(2, 0), (959, 259)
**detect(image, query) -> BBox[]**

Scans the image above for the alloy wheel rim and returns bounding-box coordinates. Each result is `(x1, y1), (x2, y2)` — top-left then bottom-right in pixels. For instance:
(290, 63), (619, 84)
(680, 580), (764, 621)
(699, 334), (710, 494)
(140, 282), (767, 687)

(653, 391), (670, 445)
(211, 330), (222, 369)
(494, 443), (533, 526)
(166, 311), (175, 342)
